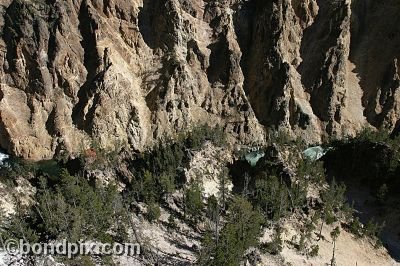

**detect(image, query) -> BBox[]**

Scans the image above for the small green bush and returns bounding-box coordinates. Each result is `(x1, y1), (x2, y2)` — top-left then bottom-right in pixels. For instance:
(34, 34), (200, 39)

(147, 202), (161, 223)
(168, 215), (177, 230)
(348, 217), (363, 238)
(186, 124), (226, 149)
(262, 227), (283, 255)
(308, 244), (319, 257)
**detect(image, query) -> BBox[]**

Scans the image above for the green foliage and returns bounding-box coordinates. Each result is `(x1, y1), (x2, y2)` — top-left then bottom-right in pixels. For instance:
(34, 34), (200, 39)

(268, 129), (307, 151)
(186, 124), (226, 149)
(297, 218), (317, 253)
(199, 196), (264, 265)
(3, 170), (128, 244)
(298, 233), (307, 252)
(354, 127), (390, 143)
(330, 226), (340, 266)
(168, 215), (177, 230)
(206, 195), (219, 222)
(129, 124), (226, 207)
(81, 138), (125, 171)
(320, 178), (347, 224)
(297, 159), (325, 185)
(131, 140), (184, 203)
(364, 219), (385, 239)
(0, 157), (35, 182)
(198, 230), (215, 265)
(348, 217), (363, 238)
(218, 169), (229, 210)
(184, 181), (204, 221)
(345, 217), (385, 248)
(160, 173), (176, 194)
(350, 128), (400, 174)
(252, 173), (290, 220)
(330, 226), (340, 241)
(1, 201), (39, 244)
(146, 202), (161, 223)
(268, 130), (293, 147)
(141, 170), (158, 203)
(141, 140), (185, 178)
(262, 226), (283, 255)
(309, 244), (319, 257)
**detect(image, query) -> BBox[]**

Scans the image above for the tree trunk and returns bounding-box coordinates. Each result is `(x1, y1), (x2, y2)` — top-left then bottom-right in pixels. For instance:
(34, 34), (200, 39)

(317, 221), (324, 241)
(331, 240), (336, 266)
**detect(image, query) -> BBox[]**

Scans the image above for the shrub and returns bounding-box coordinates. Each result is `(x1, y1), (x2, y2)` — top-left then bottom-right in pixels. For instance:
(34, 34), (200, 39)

(262, 226), (283, 255)
(168, 215), (177, 230)
(320, 178), (347, 224)
(348, 217), (363, 238)
(297, 159), (326, 185)
(355, 128), (390, 143)
(184, 181), (204, 221)
(147, 202), (161, 223)
(186, 124), (226, 149)
(2, 170), (128, 244)
(129, 124), (226, 206)
(309, 244), (319, 257)
(364, 219), (385, 238)
(130, 140), (185, 202)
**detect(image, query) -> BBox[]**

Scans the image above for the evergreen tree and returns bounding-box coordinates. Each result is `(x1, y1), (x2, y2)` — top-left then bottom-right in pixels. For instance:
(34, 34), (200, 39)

(253, 173), (289, 220)
(200, 196), (264, 265)
(206, 195), (221, 245)
(184, 181), (204, 221)
(318, 178), (346, 240)
(330, 226), (340, 266)
(147, 201), (161, 223)
(4, 170), (128, 244)
(218, 169), (229, 211)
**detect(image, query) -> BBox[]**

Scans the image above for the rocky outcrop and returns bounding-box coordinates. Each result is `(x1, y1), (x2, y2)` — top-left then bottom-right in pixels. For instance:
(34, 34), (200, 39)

(0, 0), (400, 160)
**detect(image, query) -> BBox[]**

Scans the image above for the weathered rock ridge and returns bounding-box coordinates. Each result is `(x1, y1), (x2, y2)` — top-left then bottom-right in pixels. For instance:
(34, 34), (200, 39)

(0, 0), (399, 160)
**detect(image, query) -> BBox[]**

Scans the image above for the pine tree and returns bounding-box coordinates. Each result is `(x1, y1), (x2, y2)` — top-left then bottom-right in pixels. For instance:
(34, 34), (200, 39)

(147, 201), (161, 223)
(242, 172), (251, 197)
(318, 178), (347, 240)
(218, 169), (229, 211)
(206, 195), (220, 245)
(330, 226), (340, 266)
(184, 181), (204, 221)
(213, 196), (264, 265)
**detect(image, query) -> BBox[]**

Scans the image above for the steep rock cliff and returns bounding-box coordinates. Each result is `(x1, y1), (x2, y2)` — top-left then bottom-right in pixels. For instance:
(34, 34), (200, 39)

(0, 0), (399, 160)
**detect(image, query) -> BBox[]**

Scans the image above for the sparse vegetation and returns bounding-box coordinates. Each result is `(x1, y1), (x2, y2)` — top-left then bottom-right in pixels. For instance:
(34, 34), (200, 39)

(309, 244), (319, 257)
(184, 180), (204, 221)
(0, 124), (397, 265)
(129, 124), (226, 206)
(0, 169), (128, 264)
(262, 226), (283, 255)
(199, 196), (264, 265)
(186, 124), (226, 149)
(147, 201), (161, 223)
(330, 226), (341, 266)
(252, 173), (291, 220)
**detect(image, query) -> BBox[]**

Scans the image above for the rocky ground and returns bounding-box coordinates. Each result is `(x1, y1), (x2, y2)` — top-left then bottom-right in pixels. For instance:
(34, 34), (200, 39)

(0, 140), (399, 265)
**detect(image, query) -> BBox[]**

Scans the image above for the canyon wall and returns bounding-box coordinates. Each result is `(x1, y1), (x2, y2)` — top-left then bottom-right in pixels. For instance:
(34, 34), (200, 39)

(0, 0), (399, 160)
